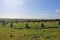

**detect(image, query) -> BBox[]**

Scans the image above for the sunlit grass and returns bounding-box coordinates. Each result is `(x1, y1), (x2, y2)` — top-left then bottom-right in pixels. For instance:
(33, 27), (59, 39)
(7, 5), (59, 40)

(0, 21), (60, 40)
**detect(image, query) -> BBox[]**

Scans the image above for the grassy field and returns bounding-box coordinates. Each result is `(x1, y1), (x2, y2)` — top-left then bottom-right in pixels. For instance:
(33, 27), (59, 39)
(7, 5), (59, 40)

(0, 20), (60, 40)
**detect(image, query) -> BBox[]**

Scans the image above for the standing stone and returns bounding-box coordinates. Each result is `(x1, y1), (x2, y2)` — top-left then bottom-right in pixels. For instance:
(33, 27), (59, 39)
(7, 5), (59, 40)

(58, 21), (60, 25)
(25, 23), (29, 28)
(2, 21), (6, 27)
(41, 23), (45, 28)
(10, 22), (13, 28)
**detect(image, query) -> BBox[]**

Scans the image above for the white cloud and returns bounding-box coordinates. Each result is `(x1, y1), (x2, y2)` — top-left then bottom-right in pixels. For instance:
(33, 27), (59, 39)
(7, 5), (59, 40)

(56, 10), (60, 12)
(33, 11), (49, 16)
(40, 13), (48, 15)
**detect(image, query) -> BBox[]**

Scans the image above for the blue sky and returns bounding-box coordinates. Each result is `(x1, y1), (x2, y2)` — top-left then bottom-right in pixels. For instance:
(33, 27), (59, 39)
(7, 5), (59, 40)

(0, 0), (60, 19)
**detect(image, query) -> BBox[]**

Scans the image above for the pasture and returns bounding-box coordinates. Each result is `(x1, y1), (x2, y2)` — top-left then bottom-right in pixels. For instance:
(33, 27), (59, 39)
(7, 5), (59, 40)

(0, 19), (60, 40)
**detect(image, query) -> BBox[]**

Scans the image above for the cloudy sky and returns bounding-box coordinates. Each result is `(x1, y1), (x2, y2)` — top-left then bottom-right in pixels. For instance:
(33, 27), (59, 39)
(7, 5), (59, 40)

(0, 0), (60, 19)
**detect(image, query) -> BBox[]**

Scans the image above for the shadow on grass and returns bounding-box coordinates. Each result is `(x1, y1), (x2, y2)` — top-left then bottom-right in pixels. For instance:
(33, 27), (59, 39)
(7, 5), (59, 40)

(13, 27), (60, 30)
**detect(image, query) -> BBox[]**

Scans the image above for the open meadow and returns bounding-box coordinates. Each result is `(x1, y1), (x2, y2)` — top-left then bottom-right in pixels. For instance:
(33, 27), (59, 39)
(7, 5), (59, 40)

(0, 19), (60, 40)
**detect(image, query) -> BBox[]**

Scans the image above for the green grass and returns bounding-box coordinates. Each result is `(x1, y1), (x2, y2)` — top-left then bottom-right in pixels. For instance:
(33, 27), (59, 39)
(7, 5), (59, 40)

(0, 21), (60, 40)
(0, 28), (60, 40)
